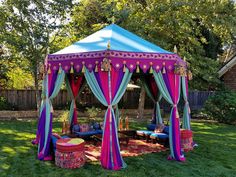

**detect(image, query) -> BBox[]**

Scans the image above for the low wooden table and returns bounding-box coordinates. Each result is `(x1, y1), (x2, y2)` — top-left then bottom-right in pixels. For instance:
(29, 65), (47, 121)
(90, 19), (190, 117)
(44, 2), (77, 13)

(118, 129), (136, 139)
(92, 133), (130, 146)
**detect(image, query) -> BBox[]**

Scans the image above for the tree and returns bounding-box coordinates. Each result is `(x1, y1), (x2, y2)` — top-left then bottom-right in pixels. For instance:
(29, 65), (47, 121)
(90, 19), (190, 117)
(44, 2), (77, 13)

(52, 0), (236, 91)
(0, 0), (73, 109)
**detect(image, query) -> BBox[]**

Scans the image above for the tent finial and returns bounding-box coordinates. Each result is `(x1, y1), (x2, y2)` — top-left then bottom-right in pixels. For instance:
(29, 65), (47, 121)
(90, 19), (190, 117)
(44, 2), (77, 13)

(174, 45), (178, 53)
(107, 40), (111, 50)
(112, 16), (115, 24)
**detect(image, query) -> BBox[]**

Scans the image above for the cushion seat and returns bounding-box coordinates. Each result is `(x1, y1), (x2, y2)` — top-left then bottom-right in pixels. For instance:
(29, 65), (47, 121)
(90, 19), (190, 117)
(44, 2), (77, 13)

(72, 123), (103, 138)
(74, 130), (102, 137)
(136, 130), (153, 136)
(150, 133), (169, 139)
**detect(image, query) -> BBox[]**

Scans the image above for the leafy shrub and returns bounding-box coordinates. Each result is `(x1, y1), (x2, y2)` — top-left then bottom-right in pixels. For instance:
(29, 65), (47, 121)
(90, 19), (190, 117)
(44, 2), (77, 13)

(0, 96), (11, 110)
(58, 111), (69, 122)
(203, 90), (236, 124)
(86, 106), (102, 119)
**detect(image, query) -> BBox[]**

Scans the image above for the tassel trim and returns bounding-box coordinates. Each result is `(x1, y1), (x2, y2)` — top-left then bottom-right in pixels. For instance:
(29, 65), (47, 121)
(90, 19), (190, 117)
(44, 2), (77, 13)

(47, 64), (51, 74)
(136, 62), (140, 73)
(70, 62), (74, 74)
(81, 62), (85, 73)
(162, 62), (166, 74)
(95, 61), (99, 72)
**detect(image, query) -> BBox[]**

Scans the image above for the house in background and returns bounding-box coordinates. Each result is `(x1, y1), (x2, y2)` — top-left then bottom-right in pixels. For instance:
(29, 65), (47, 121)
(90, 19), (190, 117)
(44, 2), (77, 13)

(218, 54), (236, 91)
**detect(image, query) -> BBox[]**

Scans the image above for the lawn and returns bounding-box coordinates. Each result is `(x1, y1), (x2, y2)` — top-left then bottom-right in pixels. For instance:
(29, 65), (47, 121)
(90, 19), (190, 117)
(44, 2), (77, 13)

(0, 119), (235, 177)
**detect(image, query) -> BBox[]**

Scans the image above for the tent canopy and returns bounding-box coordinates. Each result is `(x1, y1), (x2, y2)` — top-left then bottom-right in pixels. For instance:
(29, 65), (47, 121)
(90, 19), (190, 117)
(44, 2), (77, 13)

(47, 25), (185, 74)
(36, 24), (191, 171)
(54, 24), (172, 54)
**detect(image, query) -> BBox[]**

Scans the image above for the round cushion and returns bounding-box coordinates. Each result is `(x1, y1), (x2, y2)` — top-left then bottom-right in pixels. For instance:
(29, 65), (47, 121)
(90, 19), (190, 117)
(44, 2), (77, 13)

(56, 138), (85, 153)
(181, 130), (193, 139)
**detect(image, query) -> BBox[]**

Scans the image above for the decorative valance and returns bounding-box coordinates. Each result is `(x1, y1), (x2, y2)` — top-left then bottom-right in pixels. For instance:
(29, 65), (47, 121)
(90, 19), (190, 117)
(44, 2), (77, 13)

(46, 50), (187, 74)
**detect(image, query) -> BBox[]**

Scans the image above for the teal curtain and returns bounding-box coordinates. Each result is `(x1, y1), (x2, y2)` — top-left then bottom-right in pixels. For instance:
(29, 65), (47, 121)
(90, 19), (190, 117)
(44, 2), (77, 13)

(153, 71), (175, 157)
(181, 76), (191, 130)
(153, 70), (184, 161)
(84, 69), (107, 106)
(65, 76), (76, 125)
(85, 68), (132, 170)
(43, 67), (65, 151)
(155, 93), (163, 124)
(142, 77), (163, 125)
(115, 104), (120, 129)
(39, 77), (47, 115)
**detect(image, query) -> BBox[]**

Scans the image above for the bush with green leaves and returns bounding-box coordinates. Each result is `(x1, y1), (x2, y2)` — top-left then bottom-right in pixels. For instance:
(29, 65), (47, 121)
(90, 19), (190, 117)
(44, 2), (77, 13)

(204, 90), (236, 124)
(86, 106), (102, 118)
(58, 111), (69, 122)
(0, 96), (11, 110)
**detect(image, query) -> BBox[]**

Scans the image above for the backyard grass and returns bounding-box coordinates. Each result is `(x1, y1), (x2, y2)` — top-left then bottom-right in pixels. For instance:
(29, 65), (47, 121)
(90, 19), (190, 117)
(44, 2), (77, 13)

(0, 119), (235, 177)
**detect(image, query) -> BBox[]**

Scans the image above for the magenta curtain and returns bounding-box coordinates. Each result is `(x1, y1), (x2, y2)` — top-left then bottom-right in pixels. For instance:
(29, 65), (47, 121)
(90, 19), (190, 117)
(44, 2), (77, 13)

(143, 75), (159, 124)
(67, 74), (84, 126)
(85, 67), (131, 170)
(163, 72), (185, 161)
(95, 69), (124, 170)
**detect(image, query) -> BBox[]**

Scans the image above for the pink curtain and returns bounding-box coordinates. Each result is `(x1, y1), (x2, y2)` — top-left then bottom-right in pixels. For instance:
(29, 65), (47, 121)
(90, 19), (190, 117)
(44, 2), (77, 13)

(163, 72), (185, 161)
(96, 69), (123, 170)
(67, 74), (84, 125)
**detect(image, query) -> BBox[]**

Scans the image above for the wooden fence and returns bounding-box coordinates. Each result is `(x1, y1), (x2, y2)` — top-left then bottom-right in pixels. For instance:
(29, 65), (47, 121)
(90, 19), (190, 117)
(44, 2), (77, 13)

(0, 89), (214, 111)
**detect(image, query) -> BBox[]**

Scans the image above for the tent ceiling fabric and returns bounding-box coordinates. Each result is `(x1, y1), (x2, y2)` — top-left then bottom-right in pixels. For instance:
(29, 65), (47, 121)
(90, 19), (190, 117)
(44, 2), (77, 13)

(54, 24), (172, 54)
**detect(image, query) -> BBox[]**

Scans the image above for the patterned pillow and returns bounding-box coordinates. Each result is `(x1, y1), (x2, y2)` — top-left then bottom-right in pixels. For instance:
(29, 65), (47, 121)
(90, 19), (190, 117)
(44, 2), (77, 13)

(79, 124), (90, 132)
(154, 124), (165, 133)
(72, 124), (80, 132)
(93, 122), (101, 130)
(100, 122), (104, 130)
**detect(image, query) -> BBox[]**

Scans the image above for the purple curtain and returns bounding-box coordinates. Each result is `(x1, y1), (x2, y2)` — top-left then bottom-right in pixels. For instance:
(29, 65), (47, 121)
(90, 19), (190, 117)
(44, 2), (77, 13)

(35, 71), (57, 160)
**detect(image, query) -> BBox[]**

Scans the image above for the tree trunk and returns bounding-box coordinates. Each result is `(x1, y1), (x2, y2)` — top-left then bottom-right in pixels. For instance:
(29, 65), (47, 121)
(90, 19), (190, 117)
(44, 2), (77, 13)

(34, 61), (41, 112)
(137, 86), (145, 119)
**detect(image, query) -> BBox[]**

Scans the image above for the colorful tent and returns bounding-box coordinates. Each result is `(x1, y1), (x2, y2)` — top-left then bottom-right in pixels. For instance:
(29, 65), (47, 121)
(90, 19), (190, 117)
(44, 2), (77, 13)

(34, 24), (192, 170)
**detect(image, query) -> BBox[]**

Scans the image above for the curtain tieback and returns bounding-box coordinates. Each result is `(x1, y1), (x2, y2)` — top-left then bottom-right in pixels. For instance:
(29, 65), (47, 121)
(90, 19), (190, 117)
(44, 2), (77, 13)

(46, 98), (54, 113)
(108, 105), (113, 109)
(172, 104), (177, 108)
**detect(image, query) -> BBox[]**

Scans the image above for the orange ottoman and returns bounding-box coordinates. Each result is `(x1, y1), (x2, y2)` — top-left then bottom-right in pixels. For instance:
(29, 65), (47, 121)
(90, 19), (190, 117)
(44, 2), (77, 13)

(180, 130), (193, 152)
(55, 138), (86, 169)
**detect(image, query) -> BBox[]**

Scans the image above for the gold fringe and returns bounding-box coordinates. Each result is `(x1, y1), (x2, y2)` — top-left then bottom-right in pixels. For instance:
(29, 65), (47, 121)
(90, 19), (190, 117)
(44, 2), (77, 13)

(47, 65), (51, 74)
(58, 67), (61, 74)
(82, 64), (86, 73)
(70, 66), (74, 74)
(123, 64), (126, 72)
(149, 66), (153, 74)
(162, 66), (166, 74)
(95, 64), (98, 72)
(136, 64), (140, 73)
(58, 63), (62, 74)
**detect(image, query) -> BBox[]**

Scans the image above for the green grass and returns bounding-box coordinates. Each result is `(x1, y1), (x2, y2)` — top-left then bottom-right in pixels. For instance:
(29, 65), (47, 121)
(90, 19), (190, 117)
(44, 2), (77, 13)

(0, 119), (236, 177)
